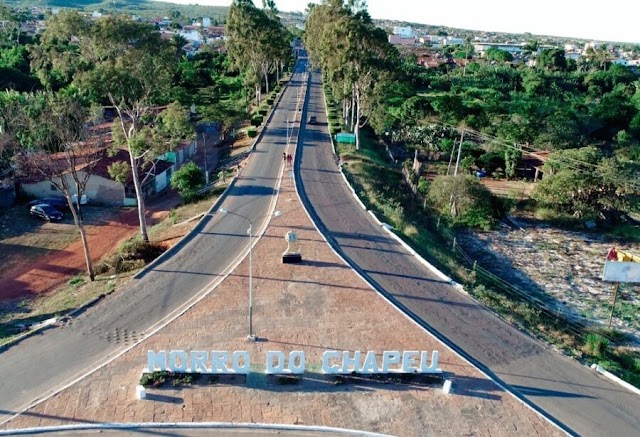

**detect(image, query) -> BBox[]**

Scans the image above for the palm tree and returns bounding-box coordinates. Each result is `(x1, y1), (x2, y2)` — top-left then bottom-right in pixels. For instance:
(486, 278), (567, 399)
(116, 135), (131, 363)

(463, 36), (473, 76)
(170, 34), (189, 57)
(523, 40), (540, 66)
(596, 44), (611, 71)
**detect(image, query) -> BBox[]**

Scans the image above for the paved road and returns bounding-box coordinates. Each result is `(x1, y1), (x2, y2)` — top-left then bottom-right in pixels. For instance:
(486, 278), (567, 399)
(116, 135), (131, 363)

(0, 60), (308, 424)
(296, 70), (640, 436)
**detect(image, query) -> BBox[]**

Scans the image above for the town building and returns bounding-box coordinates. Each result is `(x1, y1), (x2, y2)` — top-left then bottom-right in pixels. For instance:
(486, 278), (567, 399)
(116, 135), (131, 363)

(392, 26), (413, 38)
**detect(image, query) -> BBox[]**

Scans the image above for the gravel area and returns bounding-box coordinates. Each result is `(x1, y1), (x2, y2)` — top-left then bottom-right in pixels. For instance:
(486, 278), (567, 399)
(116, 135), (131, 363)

(458, 222), (640, 341)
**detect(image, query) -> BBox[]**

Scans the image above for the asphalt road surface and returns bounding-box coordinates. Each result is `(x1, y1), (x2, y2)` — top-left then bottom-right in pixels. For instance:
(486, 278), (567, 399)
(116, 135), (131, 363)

(0, 60), (308, 424)
(295, 70), (640, 436)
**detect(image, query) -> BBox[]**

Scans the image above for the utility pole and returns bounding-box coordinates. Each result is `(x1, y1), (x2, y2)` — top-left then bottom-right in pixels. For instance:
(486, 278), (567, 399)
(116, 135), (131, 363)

(608, 282), (620, 328)
(202, 132), (209, 185)
(453, 129), (465, 176)
(446, 140), (456, 176)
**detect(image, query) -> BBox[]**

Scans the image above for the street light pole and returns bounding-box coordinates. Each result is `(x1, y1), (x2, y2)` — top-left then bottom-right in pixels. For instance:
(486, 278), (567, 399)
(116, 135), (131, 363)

(203, 132), (209, 185)
(247, 222), (254, 341)
(219, 208), (282, 341)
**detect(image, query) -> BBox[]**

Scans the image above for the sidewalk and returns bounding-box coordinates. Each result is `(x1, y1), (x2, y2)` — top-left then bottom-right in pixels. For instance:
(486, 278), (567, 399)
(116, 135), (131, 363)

(2, 161), (562, 436)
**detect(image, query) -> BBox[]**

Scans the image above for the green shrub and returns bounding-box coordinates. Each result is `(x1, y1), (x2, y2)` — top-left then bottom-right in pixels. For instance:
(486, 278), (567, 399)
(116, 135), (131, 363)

(119, 237), (165, 263)
(258, 108), (268, 116)
(477, 152), (505, 176)
(585, 333), (609, 358)
(140, 371), (170, 387)
(330, 126), (341, 134)
(417, 178), (430, 196)
(266, 98), (274, 105)
(251, 116), (263, 126)
(68, 275), (85, 286)
(427, 175), (496, 230)
(247, 128), (257, 138)
(171, 161), (205, 202)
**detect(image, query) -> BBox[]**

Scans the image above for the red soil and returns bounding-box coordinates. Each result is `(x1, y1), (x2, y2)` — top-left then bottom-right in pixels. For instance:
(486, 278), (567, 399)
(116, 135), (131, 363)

(0, 195), (180, 300)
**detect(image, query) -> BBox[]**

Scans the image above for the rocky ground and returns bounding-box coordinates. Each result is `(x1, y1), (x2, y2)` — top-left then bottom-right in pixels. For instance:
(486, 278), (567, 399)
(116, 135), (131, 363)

(458, 221), (640, 343)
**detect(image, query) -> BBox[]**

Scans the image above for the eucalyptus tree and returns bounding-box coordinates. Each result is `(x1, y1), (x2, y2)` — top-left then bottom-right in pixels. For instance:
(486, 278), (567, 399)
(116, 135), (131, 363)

(305, 0), (398, 149)
(227, 0), (290, 105)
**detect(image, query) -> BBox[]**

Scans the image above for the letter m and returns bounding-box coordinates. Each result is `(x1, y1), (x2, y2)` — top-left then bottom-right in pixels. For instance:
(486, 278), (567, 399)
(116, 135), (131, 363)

(147, 350), (167, 371)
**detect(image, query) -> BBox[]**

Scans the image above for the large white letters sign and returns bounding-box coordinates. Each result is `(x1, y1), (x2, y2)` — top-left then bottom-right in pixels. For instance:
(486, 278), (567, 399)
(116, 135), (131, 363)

(146, 350), (441, 375)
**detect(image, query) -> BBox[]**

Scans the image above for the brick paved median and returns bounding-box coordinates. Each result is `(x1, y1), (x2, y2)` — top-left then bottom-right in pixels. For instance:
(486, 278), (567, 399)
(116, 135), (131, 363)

(3, 164), (562, 436)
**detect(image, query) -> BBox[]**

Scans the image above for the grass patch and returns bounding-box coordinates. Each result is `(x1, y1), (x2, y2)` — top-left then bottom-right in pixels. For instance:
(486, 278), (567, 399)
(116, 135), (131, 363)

(0, 273), (127, 344)
(606, 223), (640, 242)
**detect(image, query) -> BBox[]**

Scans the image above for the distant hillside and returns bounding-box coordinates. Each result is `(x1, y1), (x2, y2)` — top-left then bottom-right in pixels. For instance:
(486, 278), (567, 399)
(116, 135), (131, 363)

(3, 0), (229, 20)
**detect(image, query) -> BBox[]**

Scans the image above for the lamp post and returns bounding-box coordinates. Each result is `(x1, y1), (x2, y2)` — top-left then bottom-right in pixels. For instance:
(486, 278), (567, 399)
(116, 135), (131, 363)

(218, 208), (283, 341)
(202, 132), (209, 185)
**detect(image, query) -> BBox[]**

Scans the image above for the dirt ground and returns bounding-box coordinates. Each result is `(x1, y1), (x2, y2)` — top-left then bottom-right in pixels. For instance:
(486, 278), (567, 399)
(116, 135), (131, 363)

(458, 221), (640, 341)
(0, 194), (181, 300)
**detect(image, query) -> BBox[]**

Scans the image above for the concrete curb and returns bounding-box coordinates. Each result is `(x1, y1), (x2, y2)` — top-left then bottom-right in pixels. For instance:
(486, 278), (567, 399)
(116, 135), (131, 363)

(0, 422), (391, 436)
(591, 364), (640, 397)
(337, 166), (366, 210)
(297, 73), (572, 437)
(0, 319), (57, 352)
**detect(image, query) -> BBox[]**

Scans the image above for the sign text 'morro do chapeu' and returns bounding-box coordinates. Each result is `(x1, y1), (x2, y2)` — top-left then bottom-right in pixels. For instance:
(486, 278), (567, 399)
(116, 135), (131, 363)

(146, 350), (441, 375)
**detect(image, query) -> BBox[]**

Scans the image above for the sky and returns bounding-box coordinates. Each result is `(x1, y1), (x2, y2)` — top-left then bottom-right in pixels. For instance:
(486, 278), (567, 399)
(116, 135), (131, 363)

(151, 0), (640, 44)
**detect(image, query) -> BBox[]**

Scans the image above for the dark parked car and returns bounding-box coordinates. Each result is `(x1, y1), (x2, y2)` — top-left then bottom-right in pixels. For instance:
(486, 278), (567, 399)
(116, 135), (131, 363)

(30, 204), (63, 222)
(27, 196), (68, 210)
(308, 116), (317, 125)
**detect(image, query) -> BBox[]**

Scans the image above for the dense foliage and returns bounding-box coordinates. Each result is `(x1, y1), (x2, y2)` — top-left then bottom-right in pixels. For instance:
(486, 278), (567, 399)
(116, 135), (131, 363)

(305, 2), (639, 222)
(171, 161), (205, 202)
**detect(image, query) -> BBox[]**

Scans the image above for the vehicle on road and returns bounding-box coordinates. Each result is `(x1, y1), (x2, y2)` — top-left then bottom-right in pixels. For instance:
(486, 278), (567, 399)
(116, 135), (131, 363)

(27, 196), (68, 210)
(308, 116), (317, 125)
(30, 204), (63, 222)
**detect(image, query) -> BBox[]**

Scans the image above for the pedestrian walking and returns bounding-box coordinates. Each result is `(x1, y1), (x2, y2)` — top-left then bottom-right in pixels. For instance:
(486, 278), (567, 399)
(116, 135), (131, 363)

(287, 154), (293, 166)
(283, 152), (287, 164)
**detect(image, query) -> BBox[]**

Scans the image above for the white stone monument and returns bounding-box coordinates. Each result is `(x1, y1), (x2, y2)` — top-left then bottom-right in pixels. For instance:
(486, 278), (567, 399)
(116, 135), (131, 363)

(282, 230), (302, 263)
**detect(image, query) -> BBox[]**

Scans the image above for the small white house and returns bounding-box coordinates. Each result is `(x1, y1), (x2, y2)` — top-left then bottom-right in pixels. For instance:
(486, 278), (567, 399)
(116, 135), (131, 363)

(202, 17), (211, 28)
(179, 29), (202, 43)
(393, 26), (413, 38)
(443, 37), (464, 46)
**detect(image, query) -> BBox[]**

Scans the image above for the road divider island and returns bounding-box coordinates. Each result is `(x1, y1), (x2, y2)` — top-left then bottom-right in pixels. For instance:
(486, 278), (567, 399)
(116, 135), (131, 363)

(145, 350), (442, 375)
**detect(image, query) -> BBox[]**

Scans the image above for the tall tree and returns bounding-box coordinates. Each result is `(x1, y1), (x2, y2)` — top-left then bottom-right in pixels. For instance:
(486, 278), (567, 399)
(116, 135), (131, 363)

(0, 2), (20, 47)
(305, 1), (398, 149)
(227, 0), (288, 106)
